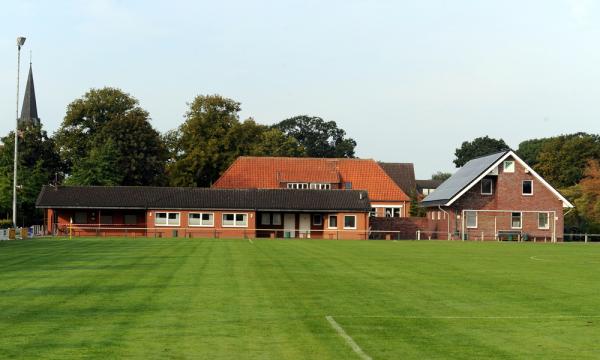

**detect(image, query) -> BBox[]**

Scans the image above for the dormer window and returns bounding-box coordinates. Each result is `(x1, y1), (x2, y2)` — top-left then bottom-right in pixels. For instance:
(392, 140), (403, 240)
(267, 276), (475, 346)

(481, 178), (493, 195)
(309, 183), (331, 190)
(287, 183), (309, 189)
(504, 161), (515, 173)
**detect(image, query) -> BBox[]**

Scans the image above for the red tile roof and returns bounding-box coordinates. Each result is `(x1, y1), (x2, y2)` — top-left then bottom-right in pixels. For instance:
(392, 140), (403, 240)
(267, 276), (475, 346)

(213, 157), (409, 201)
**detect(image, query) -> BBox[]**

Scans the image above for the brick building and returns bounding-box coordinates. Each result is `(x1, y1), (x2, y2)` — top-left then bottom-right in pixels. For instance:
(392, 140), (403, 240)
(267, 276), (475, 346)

(421, 150), (573, 242)
(36, 186), (370, 240)
(213, 157), (411, 218)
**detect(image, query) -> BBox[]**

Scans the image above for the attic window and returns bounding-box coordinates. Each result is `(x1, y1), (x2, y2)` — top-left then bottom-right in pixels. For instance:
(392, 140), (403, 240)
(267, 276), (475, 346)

(344, 182), (352, 189)
(481, 179), (493, 195)
(504, 161), (515, 173)
(522, 180), (533, 195)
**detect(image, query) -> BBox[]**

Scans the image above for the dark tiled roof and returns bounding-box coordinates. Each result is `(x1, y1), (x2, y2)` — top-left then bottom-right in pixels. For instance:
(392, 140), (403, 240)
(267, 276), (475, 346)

(416, 179), (444, 190)
(36, 186), (371, 212)
(379, 162), (416, 195)
(421, 151), (508, 207)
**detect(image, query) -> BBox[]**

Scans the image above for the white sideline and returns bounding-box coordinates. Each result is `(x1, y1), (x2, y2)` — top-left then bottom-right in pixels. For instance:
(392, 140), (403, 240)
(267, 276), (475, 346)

(530, 256), (547, 261)
(326, 315), (372, 360)
(248, 238), (253, 244)
(332, 315), (600, 320)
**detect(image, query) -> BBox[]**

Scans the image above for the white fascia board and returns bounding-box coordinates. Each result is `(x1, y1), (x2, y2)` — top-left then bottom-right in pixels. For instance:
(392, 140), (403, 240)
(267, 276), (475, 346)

(445, 151), (573, 208)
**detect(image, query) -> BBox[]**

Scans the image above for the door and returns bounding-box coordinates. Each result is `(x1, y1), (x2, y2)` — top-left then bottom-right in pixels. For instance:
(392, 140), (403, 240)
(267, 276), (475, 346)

(299, 214), (311, 238)
(284, 213), (296, 238)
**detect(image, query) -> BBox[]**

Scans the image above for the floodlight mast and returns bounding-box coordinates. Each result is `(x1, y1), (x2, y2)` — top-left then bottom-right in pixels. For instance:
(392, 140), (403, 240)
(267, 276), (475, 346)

(14, 36), (26, 229)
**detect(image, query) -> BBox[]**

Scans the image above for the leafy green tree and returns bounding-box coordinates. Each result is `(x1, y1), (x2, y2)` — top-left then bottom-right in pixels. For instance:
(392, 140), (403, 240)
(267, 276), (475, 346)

(562, 161), (600, 233)
(0, 125), (62, 225)
(55, 87), (167, 186)
(453, 136), (510, 167)
(65, 139), (123, 186)
(516, 138), (548, 168)
(169, 95), (304, 187)
(533, 133), (600, 188)
(431, 171), (451, 181)
(273, 115), (356, 158)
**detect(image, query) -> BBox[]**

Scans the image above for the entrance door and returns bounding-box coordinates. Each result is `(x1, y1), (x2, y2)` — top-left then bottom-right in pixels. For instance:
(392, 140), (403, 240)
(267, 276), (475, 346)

(299, 214), (311, 238)
(284, 213), (296, 238)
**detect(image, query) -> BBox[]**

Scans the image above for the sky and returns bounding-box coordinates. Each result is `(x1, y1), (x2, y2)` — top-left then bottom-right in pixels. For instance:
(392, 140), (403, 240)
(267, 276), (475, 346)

(1, 0), (598, 178)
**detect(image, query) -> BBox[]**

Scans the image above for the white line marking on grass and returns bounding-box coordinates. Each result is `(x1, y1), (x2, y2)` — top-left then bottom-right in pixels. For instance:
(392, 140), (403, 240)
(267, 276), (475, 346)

(326, 316), (372, 360)
(530, 256), (548, 261)
(332, 315), (600, 320)
(248, 238), (253, 244)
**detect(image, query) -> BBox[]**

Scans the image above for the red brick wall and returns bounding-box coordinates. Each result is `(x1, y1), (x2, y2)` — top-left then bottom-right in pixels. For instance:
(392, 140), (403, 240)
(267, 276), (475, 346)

(370, 217), (428, 239)
(425, 155), (566, 241)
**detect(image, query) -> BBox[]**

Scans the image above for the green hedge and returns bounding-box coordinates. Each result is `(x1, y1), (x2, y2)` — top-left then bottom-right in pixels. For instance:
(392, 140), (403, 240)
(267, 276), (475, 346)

(0, 219), (13, 229)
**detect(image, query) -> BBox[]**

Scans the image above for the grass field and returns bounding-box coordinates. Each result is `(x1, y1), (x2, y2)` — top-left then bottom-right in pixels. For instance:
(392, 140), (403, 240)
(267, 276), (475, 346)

(1, 238), (600, 359)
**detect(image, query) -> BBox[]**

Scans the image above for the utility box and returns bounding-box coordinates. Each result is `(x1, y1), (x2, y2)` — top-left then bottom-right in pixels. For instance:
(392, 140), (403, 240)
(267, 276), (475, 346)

(8, 228), (16, 240)
(20, 228), (28, 239)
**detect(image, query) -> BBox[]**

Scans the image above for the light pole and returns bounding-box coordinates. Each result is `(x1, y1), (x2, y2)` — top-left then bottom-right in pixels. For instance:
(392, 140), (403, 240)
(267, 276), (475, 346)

(14, 36), (26, 229)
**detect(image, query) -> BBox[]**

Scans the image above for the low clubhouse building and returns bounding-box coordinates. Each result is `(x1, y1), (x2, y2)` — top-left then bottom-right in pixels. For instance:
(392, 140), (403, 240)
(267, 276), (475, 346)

(36, 186), (371, 240)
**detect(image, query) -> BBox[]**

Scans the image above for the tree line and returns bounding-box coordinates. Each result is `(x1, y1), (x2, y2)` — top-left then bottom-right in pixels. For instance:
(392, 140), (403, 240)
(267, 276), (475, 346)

(1, 87), (598, 232)
(0, 88), (356, 225)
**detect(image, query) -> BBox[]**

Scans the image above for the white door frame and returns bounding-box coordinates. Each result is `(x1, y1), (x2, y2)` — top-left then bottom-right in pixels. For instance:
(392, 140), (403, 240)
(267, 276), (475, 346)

(284, 213), (296, 238)
(299, 214), (311, 238)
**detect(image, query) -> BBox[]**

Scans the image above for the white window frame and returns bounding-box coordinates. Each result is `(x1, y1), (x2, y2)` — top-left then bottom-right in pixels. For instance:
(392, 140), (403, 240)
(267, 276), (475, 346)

(189, 212), (214, 227)
(328, 215), (338, 229)
(313, 214), (323, 226)
(481, 178), (493, 195)
(155, 212), (180, 226)
(504, 160), (515, 173)
(287, 183), (309, 189)
(465, 211), (477, 229)
(437, 211), (441, 220)
(222, 213), (248, 228)
(511, 212), (523, 229)
(538, 212), (550, 230)
(343, 215), (357, 230)
(369, 208), (377, 217)
(309, 183), (331, 190)
(522, 180), (533, 196)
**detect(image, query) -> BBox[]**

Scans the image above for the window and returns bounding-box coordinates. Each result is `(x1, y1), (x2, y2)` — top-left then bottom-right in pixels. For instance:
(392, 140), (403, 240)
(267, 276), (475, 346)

(222, 213), (248, 227)
(344, 182), (352, 189)
(123, 214), (137, 225)
(522, 180), (533, 195)
(309, 183), (331, 190)
(384, 207), (401, 218)
(344, 215), (356, 229)
(504, 160), (515, 173)
(287, 183), (308, 189)
(538, 212), (549, 229)
(155, 212), (180, 226)
(431, 211), (435, 220)
(511, 212), (522, 229)
(369, 208), (377, 217)
(260, 213), (271, 225)
(481, 179), (493, 195)
(74, 212), (87, 224)
(328, 215), (338, 229)
(100, 215), (112, 225)
(313, 214), (322, 225)
(189, 213), (214, 227)
(272, 213), (282, 225)
(465, 211), (477, 228)
(124, 215), (137, 225)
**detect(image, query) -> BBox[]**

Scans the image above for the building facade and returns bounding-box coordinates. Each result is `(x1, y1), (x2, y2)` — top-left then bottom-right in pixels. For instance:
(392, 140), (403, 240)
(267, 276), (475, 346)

(421, 151), (573, 242)
(37, 186), (371, 240)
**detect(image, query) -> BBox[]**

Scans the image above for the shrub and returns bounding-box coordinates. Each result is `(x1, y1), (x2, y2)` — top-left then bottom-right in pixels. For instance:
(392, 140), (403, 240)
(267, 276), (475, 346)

(0, 219), (13, 229)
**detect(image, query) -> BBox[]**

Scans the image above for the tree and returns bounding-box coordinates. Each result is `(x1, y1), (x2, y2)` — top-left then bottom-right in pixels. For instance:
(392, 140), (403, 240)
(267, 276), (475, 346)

(0, 125), (63, 225)
(273, 115), (356, 158)
(533, 133), (600, 188)
(516, 138), (548, 168)
(168, 95), (304, 187)
(65, 139), (123, 186)
(55, 87), (167, 186)
(562, 160), (600, 233)
(453, 136), (510, 167)
(431, 171), (452, 181)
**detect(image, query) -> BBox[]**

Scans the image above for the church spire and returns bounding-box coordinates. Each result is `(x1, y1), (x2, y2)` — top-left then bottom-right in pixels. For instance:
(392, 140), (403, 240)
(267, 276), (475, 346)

(19, 63), (40, 128)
